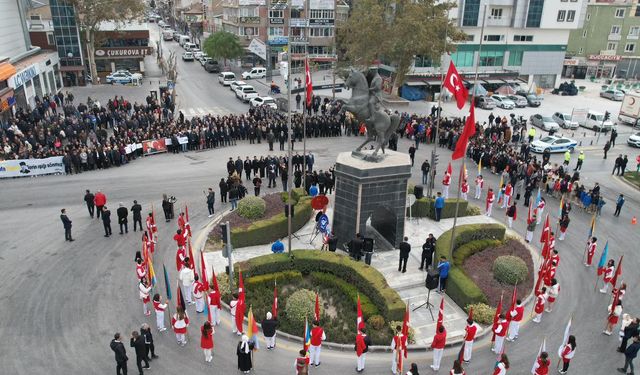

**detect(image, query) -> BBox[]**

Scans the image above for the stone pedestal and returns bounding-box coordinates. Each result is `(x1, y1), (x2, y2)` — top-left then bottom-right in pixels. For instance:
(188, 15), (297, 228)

(332, 150), (412, 249)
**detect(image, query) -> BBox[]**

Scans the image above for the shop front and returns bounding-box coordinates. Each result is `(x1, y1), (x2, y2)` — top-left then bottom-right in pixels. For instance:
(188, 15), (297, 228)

(585, 54), (621, 79)
(94, 46), (153, 77)
(9, 52), (62, 110)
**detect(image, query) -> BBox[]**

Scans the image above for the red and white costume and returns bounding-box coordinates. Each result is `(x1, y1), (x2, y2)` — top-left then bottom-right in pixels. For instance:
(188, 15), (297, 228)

(492, 318), (508, 354)
(533, 291), (546, 323)
(463, 322), (479, 362)
(485, 190), (495, 217)
(442, 173), (451, 199)
(543, 264), (557, 287)
(536, 200), (545, 224)
(507, 303), (524, 340)
(136, 262), (147, 280)
(146, 216), (157, 242)
(309, 326), (326, 366)
(545, 283), (560, 311)
(176, 247), (187, 272)
(201, 325), (214, 362)
(474, 176), (484, 199)
(532, 357), (549, 375)
(430, 329), (447, 371)
(450, 370), (466, 375)
(139, 281), (152, 316)
(492, 361), (508, 375)
(178, 214), (186, 233)
(585, 240), (597, 266)
(390, 334), (404, 374)
(608, 303), (623, 325)
(153, 299), (167, 331)
(193, 280), (205, 313)
(461, 182), (469, 201)
(600, 266), (615, 293)
(174, 232), (186, 251)
(208, 289), (222, 325)
(502, 183), (513, 208)
(171, 313), (190, 345)
(356, 332), (367, 371)
(559, 343), (575, 367)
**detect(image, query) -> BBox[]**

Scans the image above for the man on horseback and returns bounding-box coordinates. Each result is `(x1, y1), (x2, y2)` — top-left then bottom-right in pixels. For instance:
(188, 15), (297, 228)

(365, 66), (383, 124)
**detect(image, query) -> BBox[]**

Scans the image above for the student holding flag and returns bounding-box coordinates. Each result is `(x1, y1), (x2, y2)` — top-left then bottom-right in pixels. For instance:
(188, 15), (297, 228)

(192, 274), (205, 313)
(600, 258), (616, 294)
(462, 317), (479, 363)
(585, 237), (598, 267)
(536, 197), (546, 225)
(200, 321), (214, 363)
(171, 306), (189, 346)
(236, 335), (254, 374)
(474, 174), (484, 200)
(532, 351), (550, 375)
(309, 320), (326, 367)
(152, 294), (167, 332)
(262, 312), (278, 350)
(430, 324), (446, 371)
(138, 277), (152, 316)
(355, 327), (369, 373)
(208, 270), (222, 326)
(559, 335), (577, 374)
(492, 353), (510, 375)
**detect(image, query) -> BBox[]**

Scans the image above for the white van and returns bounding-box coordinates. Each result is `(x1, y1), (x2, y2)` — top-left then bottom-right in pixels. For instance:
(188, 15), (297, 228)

(218, 72), (236, 86)
(179, 35), (191, 47)
(578, 110), (614, 132)
(183, 42), (197, 51)
(241, 67), (266, 79)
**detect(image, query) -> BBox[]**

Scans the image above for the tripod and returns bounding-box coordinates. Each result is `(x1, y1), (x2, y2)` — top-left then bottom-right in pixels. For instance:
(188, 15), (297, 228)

(412, 288), (435, 321)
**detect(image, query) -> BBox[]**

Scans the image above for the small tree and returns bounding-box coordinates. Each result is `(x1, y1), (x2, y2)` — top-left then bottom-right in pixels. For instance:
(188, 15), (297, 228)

(202, 31), (244, 67)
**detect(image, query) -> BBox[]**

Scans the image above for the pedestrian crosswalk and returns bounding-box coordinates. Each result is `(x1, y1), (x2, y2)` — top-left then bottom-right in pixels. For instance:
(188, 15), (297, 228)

(179, 107), (236, 118)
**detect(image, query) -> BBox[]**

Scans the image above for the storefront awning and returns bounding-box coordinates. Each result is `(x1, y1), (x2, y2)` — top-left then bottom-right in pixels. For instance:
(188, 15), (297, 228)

(0, 63), (17, 81)
(483, 79), (504, 84)
(405, 80), (429, 86)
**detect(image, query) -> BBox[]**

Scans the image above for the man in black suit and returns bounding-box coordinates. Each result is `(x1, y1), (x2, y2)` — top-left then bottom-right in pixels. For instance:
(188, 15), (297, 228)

(140, 323), (158, 361)
(131, 200), (143, 232)
(84, 190), (95, 218)
(130, 331), (149, 375)
(110, 332), (128, 375)
(102, 206), (112, 237)
(117, 203), (129, 234)
(398, 236), (411, 273)
(60, 208), (74, 241)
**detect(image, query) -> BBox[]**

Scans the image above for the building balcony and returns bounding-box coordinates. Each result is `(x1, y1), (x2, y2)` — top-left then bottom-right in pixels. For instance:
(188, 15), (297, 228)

(307, 53), (337, 61)
(308, 36), (334, 46)
(600, 49), (618, 55)
(608, 34), (622, 41)
(290, 18), (308, 27)
(239, 16), (260, 24)
(486, 16), (511, 27)
(628, 34), (639, 40)
(290, 36), (308, 44)
(487, 0), (514, 6)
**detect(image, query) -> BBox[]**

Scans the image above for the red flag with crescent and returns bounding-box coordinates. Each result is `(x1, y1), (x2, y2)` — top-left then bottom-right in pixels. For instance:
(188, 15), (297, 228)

(305, 58), (313, 107)
(443, 61), (469, 109)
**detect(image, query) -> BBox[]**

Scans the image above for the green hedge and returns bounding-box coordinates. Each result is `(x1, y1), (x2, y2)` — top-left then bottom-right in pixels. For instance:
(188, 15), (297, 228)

(409, 198), (469, 219)
(310, 272), (379, 319)
(435, 224), (506, 309)
(230, 196), (313, 248)
(245, 270), (303, 290)
(237, 250), (405, 322)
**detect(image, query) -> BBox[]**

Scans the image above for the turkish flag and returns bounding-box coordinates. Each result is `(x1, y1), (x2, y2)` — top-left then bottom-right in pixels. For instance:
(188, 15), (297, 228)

(452, 105), (476, 160)
(305, 58), (313, 107)
(443, 61), (468, 109)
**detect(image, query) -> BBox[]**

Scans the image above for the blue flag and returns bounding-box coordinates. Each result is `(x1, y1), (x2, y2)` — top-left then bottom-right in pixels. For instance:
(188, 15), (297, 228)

(597, 241), (609, 275)
(534, 188), (541, 207)
(163, 264), (172, 301)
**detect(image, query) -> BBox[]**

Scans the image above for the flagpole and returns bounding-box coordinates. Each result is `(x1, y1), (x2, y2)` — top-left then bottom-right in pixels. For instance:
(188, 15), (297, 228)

(448, 4), (487, 259)
(286, 0), (293, 257)
(428, 22), (448, 199)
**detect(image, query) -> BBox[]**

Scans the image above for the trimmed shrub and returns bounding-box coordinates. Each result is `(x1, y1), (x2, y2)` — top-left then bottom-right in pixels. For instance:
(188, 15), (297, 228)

(310, 272), (379, 318)
(410, 198), (469, 220)
(465, 204), (482, 216)
(230, 196), (313, 248)
(237, 196), (267, 219)
(407, 183), (415, 195)
(245, 271), (303, 290)
(435, 223), (506, 262)
(367, 315), (385, 330)
(465, 303), (496, 325)
(285, 289), (322, 327)
(237, 250), (405, 322)
(446, 268), (488, 308)
(389, 321), (416, 344)
(452, 239), (503, 266)
(493, 255), (528, 285)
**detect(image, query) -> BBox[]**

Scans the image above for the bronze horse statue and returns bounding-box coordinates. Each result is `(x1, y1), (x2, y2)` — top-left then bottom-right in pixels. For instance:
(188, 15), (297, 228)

(340, 68), (401, 161)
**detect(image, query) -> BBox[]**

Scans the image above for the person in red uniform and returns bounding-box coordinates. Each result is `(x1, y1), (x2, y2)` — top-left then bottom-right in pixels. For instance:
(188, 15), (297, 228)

(507, 299), (524, 341)
(492, 314), (508, 354)
(94, 190), (107, 219)
(474, 175), (484, 199)
(533, 351), (550, 375)
(171, 306), (190, 346)
(492, 353), (510, 375)
(559, 335), (576, 374)
(461, 179), (469, 201)
(543, 261), (558, 287)
(600, 259), (616, 293)
(355, 327), (369, 372)
(533, 287), (547, 323)
(208, 286), (222, 326)
(442, 171), (451, 198)
(146, 213), (157, 243)
(550, 249), (560, 267)
(173, 229), (186, 250)
(135, 258), (147, 280)
(585, 237), (597, 267)
(193, 274), (205, 313)
(175, 246), (187, 272)
(502, 183), (513, 208)
(546, 278), (560, 312)
(463, 318), (479, 362)
(200, 321), (214, 362)
(295, 349), (310, 375)
(309, 320), (326, 367)
(138, 278), (152, 316)
(486, 188), (495, 216)
(430, 324), (446, 370)
(153, 294), (167, 331)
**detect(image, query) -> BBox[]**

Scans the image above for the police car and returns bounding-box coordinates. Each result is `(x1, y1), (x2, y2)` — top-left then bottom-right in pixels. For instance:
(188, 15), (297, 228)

(105, 70), (142, 84)
(530, 135), (578, 154)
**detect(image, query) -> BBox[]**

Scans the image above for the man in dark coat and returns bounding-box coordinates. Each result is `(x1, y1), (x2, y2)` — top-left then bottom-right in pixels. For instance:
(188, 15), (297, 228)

(226, 157), (235, 175)
(130, 331), (149, 375)
(398, 236), (411, 273)
(84, 189), (95, 218)
(261, 312), (279, 350)
(131, 200), (143, 231)
(420, 234), (436, 270)
(219, 178), (228, 203)
(117, 203), (128, 234)
(244, 157), (252, 181)
(110, 332), (128, 375)
(60, 208), (74, 241)
(235, 156), (243, 175)
(140, 324), (158, 360)
(102, 206), (112, 237)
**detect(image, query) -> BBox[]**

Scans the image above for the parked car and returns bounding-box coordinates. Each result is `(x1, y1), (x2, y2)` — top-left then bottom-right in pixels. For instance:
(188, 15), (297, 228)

(241, 67), (267, 79)
(204, 60), (221, 73)
(530, 114), (560, 132)
(522, 94), (541, 107)
(578, 110), (614, 132)
(530, 136), (578, 153)
(474, 96), (496, 110)
(183, 42), (197, 51)
(182, 52), (194, 61)
(218, 72), (236, 85)
(230, 80), (248, 93)
(552, 112), (579, 130)
(507, 95), (528, 108)
(105, 70), (142, 84)
(192, 50), (203, 59)
(600, 89), (624, 101)
(491, 95), (516, 109)
(235, 85), (258, 102)
(627, 132), (640, 147)
(199, 56), (211, 67)
(249, 96), (278, 109)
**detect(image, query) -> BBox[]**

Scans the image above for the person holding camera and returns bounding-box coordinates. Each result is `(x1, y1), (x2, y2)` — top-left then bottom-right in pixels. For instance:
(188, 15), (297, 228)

(419, 234), (436, 271)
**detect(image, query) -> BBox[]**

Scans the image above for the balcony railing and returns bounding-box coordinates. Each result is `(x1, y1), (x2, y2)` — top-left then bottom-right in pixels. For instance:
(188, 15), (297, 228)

(239, 16), (260, 24)
(608, 33), (622, 41)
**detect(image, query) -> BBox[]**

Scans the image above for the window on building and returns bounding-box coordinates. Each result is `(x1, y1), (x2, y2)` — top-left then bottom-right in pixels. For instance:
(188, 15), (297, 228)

(239, 27), (259, 36)
(269, 27), (284, 36)
(479, 50), (504, 66)
(309, 9), (334, 19)
(611, 25), (621, 34)
(557, 10), (566, 22)
(309, 27), (334, 37)
(466, 34), (474, 41)
(463, 0), (481, 27)
(240, 7), (258, 17)
(490, 8), (503, 19)
(582, 30), (587, 38)
(290, 8), (303, 18)
(526, 0), (544, 28)
(451, 51), (474, 67)
(636, 6), (640, 17)
(561, 0), (567, 2)
(309, 46), (331, 55)
(483, 34), (503, 42)
(629, 26), (640, 36)
(578, 47), (583, 54)
(567, 10), (575, 22)
(607, 42), (618, 50)
(513, 35), (534, 42)
(615, 8), (625, 18)
(625, 43), (635, 52)
(414, 55), (437, 68)
(269, 9), (283, 18)
(508, 50), (524, 66)
(47, 32), (56, 45)
(586, 13), (591, 21)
